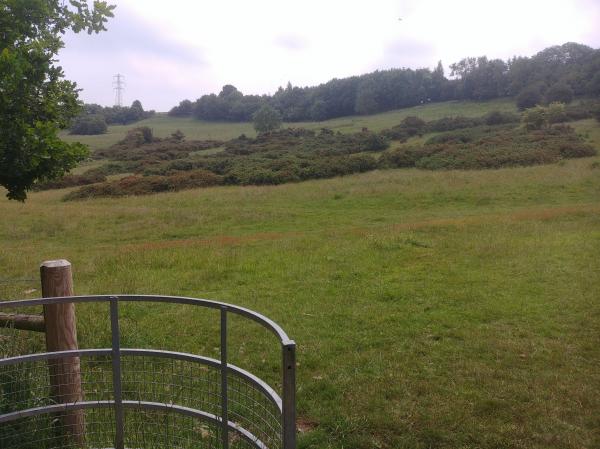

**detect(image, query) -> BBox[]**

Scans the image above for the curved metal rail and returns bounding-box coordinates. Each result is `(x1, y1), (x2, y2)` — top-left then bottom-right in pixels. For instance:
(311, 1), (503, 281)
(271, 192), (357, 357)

(0, 295), (296, 449)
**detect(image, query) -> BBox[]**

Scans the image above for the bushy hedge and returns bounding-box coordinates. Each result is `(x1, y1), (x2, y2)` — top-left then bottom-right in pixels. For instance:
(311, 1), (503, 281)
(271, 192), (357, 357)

(33, 172), (107, 191)
(64, 169), (223, 200)
(82, 163), (131, 177)
(66, 118), (597, 200)
(224, 128), (388, 156)
(94, 127), (223, 165)
(69, 114), (107, 135)
(382, 111), (521, 141)
(380, 125), (595, 170)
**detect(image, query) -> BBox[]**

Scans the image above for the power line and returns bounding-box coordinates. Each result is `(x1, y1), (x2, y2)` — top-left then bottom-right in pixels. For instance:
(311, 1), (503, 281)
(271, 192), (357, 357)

(113, 73), (125, 107)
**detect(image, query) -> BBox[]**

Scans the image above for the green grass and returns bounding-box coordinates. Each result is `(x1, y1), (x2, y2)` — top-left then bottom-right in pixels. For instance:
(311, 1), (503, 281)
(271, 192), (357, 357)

(60, 98), (517, 150)
(1, 137), (599, 448)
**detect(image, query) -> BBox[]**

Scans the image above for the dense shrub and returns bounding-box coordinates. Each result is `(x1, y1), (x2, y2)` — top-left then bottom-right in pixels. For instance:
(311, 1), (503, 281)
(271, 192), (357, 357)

(33, 172), (106, 190)
(382, 116), (427, 141)
(380, 124), (595, 171)
(76, 101), (155, 127)
(355, 131), (389, 151)
(69, 114), (107, 135)
(425, 116), (483, 132)
(379, 145), (438, 168)
(517, 87), (544, 110)
(521, 103), (570, 129)
(564, 102), (594, 121)
(224, 128), (387, 156)
(94, 128), (222, 164)
(79, 117), (596, 199)
(115, 126), (155, 149)
(82, 163), (130, 177)
(483, 110), (520, 125)
(545, 82), (574, 104)
(593, 104), (600, 123)
(546, 102), (568, 124)
(384, 112), (520, 141)
(401, 116), (427, 135)
(253, 105), (282, 133)
(521, 106), (549, 130)
(64, 169), (223, 200)
(168, 100), (194, 117)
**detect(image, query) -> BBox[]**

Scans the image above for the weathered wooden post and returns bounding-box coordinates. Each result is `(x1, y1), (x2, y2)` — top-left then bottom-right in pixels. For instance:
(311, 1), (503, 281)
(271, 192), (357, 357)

(40, 259), (85, 446)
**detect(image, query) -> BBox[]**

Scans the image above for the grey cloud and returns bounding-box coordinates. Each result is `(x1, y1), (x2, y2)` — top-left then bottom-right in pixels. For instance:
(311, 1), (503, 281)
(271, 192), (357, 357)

(62, 5), (205, 65)
(57, 5), (210, 110)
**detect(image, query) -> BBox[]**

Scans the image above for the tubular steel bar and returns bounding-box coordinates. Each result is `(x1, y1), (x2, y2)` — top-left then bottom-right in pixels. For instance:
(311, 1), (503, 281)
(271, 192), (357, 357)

(0, 348), (283, 412)
(0, 295), (294, 345)
(282, 343), (297, 449)
(221, 306), (229, 449)
(0, 401), (269, 449)
(0, 294), (296, 449)
(109, 298), (125, 449)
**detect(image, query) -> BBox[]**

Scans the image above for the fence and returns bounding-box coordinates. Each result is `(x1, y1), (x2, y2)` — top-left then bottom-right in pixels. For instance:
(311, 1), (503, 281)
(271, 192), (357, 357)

(0, 261), (296, 449)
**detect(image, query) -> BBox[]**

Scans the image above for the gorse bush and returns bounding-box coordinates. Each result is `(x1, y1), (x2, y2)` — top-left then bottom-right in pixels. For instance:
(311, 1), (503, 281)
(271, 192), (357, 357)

(426, 115), (484, 133)
(64, 116), (597, 200)
(64, 169), (223, 200)
(483, 110), (521, 126)
(381, 124), (595, 170)
(33, 172), (107, 191)
(382, 111), (521, 140)
(521, 103), (570, 130)
(94, 128), (222, 164)
(65, 128), (387, 199)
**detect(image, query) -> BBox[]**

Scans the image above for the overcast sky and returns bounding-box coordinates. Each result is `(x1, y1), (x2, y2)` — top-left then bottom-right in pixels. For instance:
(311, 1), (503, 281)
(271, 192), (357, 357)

(58, 0), (600, 111)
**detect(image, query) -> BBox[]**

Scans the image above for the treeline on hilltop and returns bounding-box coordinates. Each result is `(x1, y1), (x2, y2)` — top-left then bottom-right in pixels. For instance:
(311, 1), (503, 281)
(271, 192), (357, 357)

(169, 42), (600, 122)
(69, 100), (155, 135)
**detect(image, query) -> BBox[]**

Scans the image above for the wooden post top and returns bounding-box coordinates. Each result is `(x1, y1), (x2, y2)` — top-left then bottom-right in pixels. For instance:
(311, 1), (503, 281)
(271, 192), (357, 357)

(40, 259), (71, 269)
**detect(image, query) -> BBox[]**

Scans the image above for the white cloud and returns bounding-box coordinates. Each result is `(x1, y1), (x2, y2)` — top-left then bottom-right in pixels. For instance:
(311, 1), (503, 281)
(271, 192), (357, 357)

(58, 0), (600, 111)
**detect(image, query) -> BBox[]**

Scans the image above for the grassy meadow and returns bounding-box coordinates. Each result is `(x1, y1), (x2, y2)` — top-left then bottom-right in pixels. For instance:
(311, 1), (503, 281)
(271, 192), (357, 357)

(2, 101), (600, 448)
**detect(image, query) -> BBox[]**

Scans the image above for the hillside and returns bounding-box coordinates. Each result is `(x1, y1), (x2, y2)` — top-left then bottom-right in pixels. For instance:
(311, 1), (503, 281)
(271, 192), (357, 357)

(51, 97), (600, 201)
(61, 98), (517, 151)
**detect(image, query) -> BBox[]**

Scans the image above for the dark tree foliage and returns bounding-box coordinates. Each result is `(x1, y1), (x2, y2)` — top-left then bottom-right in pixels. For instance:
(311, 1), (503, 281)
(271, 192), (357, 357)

(70, 100), (154, 134)
(252, 105), (282, 133)
(69, 114), (107, 135)
(517, 86), (544, 110)
(593, 104), (600, 123)
(588, 73), (600, 97)
(0, 0), (115, 200)
(193, 85), (266, 122)
(170, 42), (600, 125)
(545, 82), (574, 104)
(168, 99), (194, 116)
(450, 56), (509, 100)
(101, 100), (154, 125)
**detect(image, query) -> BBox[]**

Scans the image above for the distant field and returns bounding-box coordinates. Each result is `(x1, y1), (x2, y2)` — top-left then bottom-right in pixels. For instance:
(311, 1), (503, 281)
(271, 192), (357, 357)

(60, 98), (517, 150)
(2, 143), (599, 448)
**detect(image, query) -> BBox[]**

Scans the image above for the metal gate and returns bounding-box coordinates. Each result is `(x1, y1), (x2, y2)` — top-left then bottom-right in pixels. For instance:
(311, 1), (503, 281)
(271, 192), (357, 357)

(0, 295), (296, 449)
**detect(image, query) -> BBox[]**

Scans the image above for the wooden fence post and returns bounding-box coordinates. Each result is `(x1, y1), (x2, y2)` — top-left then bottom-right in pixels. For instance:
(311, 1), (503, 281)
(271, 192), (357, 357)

(40, 260), (85, 446)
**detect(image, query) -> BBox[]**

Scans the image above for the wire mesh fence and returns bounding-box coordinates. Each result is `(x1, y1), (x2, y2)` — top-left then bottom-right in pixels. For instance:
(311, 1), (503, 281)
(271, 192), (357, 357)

(0, 407), (116, 449)
(0, 295), (295, 449)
